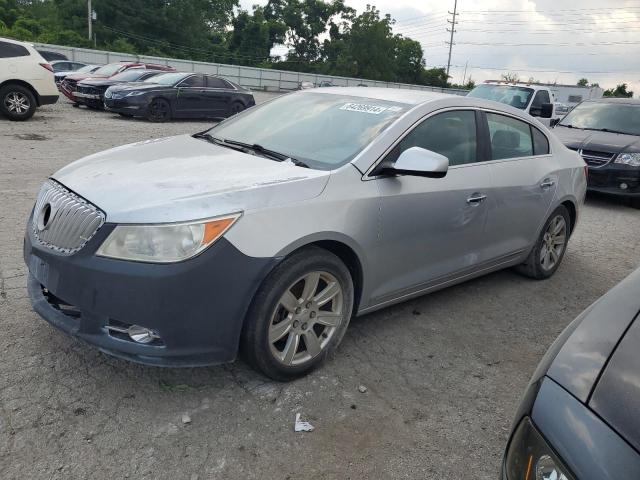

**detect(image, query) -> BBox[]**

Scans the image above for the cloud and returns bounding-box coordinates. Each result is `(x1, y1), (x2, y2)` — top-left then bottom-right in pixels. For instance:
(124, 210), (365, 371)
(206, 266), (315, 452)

(239, 0), (640, 95)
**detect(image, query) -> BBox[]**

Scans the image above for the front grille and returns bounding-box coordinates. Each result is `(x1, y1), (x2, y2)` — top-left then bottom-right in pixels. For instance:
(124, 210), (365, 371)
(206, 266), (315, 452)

(77, 85), (100, 95)
(62, 79), (77, 92)
(32, 180), (105, 254)
(579, 149), (615, 168)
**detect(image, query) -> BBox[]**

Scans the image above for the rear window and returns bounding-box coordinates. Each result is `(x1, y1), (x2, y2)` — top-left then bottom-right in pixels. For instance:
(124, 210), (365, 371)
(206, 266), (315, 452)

(0, 41), (30, 58)
(207, 76), (232, 89)
(532, 127), (550, 155)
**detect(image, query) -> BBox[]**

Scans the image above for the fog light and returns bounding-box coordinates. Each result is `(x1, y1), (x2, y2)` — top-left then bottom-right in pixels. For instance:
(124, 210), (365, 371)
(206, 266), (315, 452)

(620, 183), (628, 190)
(127, 325), (160, 344)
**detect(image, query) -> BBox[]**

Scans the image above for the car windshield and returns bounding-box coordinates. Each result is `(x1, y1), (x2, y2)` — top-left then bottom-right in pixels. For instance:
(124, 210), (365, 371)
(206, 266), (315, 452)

(145, 72), (187, 85)
(93, 63), (125, 76)
(558, 102), (640, 136)
(109, 70), (148, 81)
(76, 65), (97, 73)
(207, 92), (409, 170)
(468, 84), (534, 110)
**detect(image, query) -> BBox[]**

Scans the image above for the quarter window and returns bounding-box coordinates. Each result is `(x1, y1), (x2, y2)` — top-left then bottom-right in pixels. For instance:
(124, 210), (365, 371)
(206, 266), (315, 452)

(0, 41), (30, 58)
(179, 75), (205, 88)
(206, 76), (231, 89)
(387, 110), (478, 166)
(487, 113), (534, 160)
(532, 127), (550, 155)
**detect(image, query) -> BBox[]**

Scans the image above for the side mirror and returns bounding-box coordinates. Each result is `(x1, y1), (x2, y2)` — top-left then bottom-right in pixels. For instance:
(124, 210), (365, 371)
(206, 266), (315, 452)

(540, 103), (554, 118)
(379, 147), (449, 178)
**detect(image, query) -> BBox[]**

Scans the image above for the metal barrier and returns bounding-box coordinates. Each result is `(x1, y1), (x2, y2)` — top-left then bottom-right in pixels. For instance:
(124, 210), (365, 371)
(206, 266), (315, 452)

(35, 42), (469, 96)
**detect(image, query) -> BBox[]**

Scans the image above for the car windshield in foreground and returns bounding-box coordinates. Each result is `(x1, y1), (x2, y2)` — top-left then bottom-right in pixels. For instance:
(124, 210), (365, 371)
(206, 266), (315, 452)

(559, 102), (640, 136)
(468, 84), (534, 110)
(93, 63), (123, 76)
(206, 92), (409, 170)
(109, 70), (147, 81)
(145, 72), (188, 85)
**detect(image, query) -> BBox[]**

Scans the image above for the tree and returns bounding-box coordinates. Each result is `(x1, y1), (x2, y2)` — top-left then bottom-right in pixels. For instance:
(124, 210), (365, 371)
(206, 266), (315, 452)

(603, 83), (634, 98)
(228, 7), (286, 66)
(501, 72), (520, 83)
(577, 78), (589, 86)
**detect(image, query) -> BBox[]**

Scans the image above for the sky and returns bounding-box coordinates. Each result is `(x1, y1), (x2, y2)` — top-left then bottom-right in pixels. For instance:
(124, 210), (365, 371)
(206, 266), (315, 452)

(238, 0), (640, 95)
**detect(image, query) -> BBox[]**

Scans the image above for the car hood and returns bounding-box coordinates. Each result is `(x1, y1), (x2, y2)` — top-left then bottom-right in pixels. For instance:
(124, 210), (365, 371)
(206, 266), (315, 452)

(52, 135), (330, 224)
(65, 72), (109, 82)
(79, 78), (130, 87)
(108, 83), (163, 92)
(546, 267), (640, 403)
(552, 124), (640, 153)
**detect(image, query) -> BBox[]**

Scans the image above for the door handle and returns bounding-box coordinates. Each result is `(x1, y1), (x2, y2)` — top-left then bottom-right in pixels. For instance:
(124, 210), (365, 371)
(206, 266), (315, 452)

(466, 194), (487, 205)
(540, 178), (555, 189)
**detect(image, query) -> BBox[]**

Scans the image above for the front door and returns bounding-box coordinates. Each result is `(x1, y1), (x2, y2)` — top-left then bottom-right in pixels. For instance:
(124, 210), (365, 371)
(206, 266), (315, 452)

(175, 74), (207, 116)
(370, 109), (495, 305)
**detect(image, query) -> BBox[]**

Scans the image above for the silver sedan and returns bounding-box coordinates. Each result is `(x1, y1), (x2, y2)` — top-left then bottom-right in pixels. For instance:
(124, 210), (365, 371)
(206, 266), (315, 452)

(25, 88), (587, 380)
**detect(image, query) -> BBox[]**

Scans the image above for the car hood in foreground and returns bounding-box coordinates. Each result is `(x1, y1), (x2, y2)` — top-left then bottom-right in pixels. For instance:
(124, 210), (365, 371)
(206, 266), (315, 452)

(552, 125), (640, 154)
(52, 135), (330, 224)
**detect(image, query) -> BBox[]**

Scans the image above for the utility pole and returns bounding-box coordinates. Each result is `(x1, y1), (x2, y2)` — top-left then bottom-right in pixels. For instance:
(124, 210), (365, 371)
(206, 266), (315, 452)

(445, 0), (458, 80)
(87, 0), (92, 40)
(462, 60), (468, 86)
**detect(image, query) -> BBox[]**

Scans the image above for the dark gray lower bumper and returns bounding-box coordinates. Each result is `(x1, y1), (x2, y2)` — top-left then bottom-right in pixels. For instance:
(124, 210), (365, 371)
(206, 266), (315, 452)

(25, 223), (279, 367)
(39, 94), (59, 105)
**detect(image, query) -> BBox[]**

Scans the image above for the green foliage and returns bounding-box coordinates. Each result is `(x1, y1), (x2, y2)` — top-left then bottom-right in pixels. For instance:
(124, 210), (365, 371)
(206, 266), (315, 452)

(603, 83), (633, 98)
(577, 78), (588, 86)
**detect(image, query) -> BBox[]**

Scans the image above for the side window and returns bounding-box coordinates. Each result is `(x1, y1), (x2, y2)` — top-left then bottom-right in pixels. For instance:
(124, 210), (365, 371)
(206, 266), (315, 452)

(206, 76), (231, 89)
(487, 113), (534, 160)
(532, 127), (550, 155)
(530, 90), (550, 116)
(179, 75), (205, 88)
(387, 110), (478, 166)
(0, 41), (30, 58)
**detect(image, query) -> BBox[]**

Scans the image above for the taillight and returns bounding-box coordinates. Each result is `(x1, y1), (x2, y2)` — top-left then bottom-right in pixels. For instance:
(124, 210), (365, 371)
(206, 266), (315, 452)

(39, 63), (53, 72)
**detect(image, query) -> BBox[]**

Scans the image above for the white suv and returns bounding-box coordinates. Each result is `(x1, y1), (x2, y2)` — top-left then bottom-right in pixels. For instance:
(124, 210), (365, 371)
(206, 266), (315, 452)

(0, 37), (59, 121)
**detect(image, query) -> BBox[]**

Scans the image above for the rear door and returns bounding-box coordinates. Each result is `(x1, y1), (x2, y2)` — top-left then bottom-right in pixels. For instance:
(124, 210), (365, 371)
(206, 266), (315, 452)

(203, 76), (233, 115)
(370, 109), (496, 305)
(481, 111), (558, 260)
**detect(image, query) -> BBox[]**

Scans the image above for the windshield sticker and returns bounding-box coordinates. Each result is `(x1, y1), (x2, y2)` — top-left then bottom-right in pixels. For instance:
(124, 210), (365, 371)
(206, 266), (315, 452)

(340, 103), (388, 114)
(387, 106), (403, 112)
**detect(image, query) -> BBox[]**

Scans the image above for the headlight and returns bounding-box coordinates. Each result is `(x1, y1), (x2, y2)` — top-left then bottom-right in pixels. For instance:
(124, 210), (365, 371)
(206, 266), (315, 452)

(96, 213), (241, 263)
(614, 152), (640, 167)
(505, 417), (573, 480)
(126, 90), (146, 97)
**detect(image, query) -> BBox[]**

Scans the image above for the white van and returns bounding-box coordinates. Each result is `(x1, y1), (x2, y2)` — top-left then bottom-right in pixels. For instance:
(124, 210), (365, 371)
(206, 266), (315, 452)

(0, 37), (59, 120)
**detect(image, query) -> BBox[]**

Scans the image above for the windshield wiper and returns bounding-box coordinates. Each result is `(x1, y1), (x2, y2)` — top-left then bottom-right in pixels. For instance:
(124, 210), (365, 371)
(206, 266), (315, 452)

(583, 127), (630, 135)
(193, 134), (310, 166)
(192, 132), (247, 153)
(221, 139), (293, 162)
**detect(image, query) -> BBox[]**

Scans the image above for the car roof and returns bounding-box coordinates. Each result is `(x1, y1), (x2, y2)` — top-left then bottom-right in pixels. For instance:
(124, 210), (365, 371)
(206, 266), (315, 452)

(584, 98), (640, 105)
(0, 36), (30, 46)
(311, 87), (454, 105)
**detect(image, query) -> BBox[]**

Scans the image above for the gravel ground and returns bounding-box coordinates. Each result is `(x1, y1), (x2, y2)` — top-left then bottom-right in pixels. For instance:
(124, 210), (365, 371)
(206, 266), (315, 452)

(1, 97), (640, 480)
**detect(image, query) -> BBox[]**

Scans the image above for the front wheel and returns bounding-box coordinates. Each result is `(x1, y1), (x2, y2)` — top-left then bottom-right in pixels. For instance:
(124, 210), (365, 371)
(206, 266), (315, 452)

(0, 84), (36, 121)
(241, 247), (354, 381)
(515, 205), (571, 280)
(228, 101), (245, 116)
(146, 98), (171, 122)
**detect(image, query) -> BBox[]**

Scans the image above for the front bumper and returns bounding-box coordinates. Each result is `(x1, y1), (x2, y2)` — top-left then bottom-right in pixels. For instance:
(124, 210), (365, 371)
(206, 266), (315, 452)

(24, 220), (279, 367)
(104, 96), (148, 116)
(39, 94), (59, 106)
(587, 163), (640, 197)
(74, 91), (104, 108)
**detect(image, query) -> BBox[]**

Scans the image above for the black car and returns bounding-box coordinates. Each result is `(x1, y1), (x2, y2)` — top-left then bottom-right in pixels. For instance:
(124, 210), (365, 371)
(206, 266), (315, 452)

(75, 69), (162, 109)
(502, 266), (640, 480)
(37, 50), (68, 62)
(553, 98), (640, 208)
(103, 72), (256, 122)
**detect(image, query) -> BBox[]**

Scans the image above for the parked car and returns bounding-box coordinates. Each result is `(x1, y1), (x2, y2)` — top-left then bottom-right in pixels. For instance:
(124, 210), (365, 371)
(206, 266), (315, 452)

(60, 61), (175, 103)
(36, 50), (68, 62)
(298, 81), (315, 90)
(75, 69), (162, 109)
(24, 88), (586, 380)
(553, 98), (640, 208)
(103, 72), (255, 121)
(50, 60), (88, 73)
(502, 266), (640, 480)
(318, 81), (334, 87)
(0, 37), (58, 120)
(54, 64), (102, 87)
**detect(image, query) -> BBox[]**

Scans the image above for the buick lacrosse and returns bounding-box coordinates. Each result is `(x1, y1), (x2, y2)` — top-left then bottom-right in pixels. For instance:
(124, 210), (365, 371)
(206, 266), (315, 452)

(25, 88), (587, 380)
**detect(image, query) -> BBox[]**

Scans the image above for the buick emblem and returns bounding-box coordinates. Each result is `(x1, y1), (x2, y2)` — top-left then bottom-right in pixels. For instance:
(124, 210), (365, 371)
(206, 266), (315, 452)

(36, 203), (53, 231)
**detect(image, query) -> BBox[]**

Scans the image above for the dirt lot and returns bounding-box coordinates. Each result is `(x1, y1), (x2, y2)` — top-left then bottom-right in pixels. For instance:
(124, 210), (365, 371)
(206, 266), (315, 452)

(1, 97), (639, 480)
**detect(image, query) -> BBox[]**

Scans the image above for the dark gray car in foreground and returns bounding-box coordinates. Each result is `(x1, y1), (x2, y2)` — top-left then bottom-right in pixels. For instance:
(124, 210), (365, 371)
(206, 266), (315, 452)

(502, 266), (640, 479)
(553, 98), (640, 208)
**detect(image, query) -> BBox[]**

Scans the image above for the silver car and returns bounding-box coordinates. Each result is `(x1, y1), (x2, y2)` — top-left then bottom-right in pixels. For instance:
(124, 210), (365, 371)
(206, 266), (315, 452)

(24, 88), (587, 380)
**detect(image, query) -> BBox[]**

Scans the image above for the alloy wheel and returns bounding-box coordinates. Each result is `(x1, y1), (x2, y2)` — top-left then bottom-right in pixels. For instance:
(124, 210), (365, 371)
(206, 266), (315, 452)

(540, 215), (567, 271)
(4, 91), (30, 114)
(149, 100), (169, 121)
(269, 271), (344, 366)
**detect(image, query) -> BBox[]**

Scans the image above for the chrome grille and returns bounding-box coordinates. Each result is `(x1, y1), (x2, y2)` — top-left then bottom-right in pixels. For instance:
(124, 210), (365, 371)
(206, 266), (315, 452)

(578, 149), (615, 168)
(32, 180), (105, 254)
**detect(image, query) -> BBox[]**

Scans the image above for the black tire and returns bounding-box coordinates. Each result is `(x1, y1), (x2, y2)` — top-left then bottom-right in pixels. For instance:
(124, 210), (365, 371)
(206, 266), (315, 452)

(118, 112), (133, 118)
(515, 205), (571, 280)
(0, 84), (37, 121)
(630, 197), (640, 209)
(72, 103), (80, 108)
(146, 98), (171, 122)
(241, 246), (354, 381)
(228, 101), (245, 116)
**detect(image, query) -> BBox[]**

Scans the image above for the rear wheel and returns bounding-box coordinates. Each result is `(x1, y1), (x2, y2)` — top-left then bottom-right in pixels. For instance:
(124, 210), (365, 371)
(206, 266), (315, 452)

(515, 205), (570, 280)
(0, 84), (36, 121)
(146, 98), (171, 122)
(228, 101), (245, 116)
(241, 247), (353, 381)
(630, 197), (640, 209)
